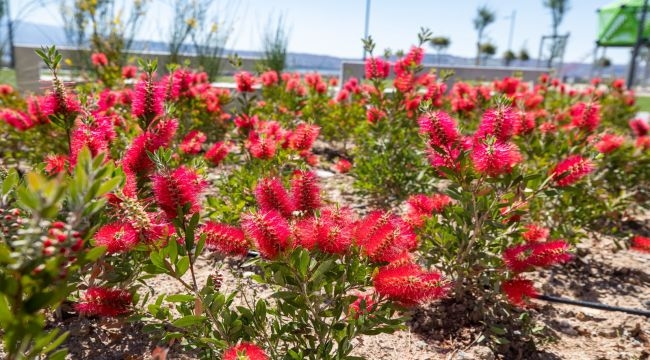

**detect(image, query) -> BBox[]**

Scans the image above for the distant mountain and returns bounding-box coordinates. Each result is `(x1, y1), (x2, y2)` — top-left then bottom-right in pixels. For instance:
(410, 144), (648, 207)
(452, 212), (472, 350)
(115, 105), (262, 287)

(6, 21), (628, 80)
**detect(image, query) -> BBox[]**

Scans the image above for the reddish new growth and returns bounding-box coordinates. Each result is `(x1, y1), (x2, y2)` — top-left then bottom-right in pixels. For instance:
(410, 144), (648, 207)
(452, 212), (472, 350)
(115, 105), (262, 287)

(474, 106), (517, 142)
(502, 240), (572, 273)
(471, 140), (522, 177)
(132, 78), (164, 120)
(373, 262), (449, 306)
(355, 211), (418, 263)
(502, 277), (538, 307)
(288, 123), (320, 151)
(234, 71), (256, 92)
(180, 130), (207, 154)
(552, 155), (595, 187)
(75, 287), (132, 317)
(242, 210), (291, 259)
(223, 343), (268, 360)
(44, 154), (68, 175)
(201, 222), (249, 257)
(418, 111), (460, 148)
(594, 133), (625, 154)
(204, 141), (232, 166)
(152, 166), (205, 220)
(570, 102), (600, 132)
(291, 170), (321, 213)
(630, 235), (650, 253)
(404, 194), (451, 228)
(94, 222), (139, 254)
(365, 57), (391, 79)
(255, 178), (296, 218)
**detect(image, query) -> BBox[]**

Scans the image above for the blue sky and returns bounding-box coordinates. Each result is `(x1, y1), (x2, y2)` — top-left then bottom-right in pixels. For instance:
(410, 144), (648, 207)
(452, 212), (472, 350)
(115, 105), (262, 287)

(14, 0), (631, 64)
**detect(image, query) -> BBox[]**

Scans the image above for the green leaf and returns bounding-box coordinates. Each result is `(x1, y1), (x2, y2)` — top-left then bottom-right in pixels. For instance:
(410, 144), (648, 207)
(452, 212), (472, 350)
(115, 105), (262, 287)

(176, 256), (190, 277)
(172, 315), (205, 328)
(84, 246), (106, 262)
(309, 259), (335, 282)
(166, 294), (195, 303)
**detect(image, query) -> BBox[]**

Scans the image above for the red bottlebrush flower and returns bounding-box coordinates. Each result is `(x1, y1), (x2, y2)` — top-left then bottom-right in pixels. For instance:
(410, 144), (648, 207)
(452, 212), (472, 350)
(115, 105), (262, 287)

(260, 70), (279, 87)
(365, 57), (391, 79)
(314, 216), (353, 255)
(471, 140), (521, 177)
(552, 155), (595, 187)
(630, 118), (649, 137)
(612, 78), (626, 90)
(27, 96), (50, 124)
(290, 170), (321, 213)
(418, 111), (460, 147)
(91, 52), (108, 67)
(502, 277), (538, 307)
(132, 79), (164, 120)
(42, 92), (81, 118)
(348, 294), (375, 319)
(234, 71), (256, 92)
(179, 130), (207, 154)
(122, 65), (137, 79)
(242, 210), (291, 259)
(247, 134), (277, 160)
(530, 239), (572, 267)
(426, 145), (461, 174)
(97, 89), (118, 112)
(475, 106), (517, 142)
(204, 141), (232, 166)
(336, 88), (350, 102)
(393, 72), (414, 93)
(366, 107), (386, 124)
(636, 136), (650, 149)
(223, 343), (268, 360)
(514, 111), (536, 135)
(631, 235), (650, 253)
(502, 244), (535, 273)
(75, 287), (132, 317)
(44, 154), (69, 175)
(201, 222), (248, 257)
(522, 224), (550, 243)
(94, 222), (139, 254)
(355, 211), (418, 263)
(69, 121), (111, 166)
(0, 108), (35, 131)
(570, 102), (600, 132)
(423, 82), (447, 107)
(373, 262), (449, 306)
(333, 158), (352, 173)
(394, 46), (424, 75)
(594, 133), (625, 154)
(289, 123), (320, 151)
(0, 84), (13, 95)
(291, 217), (318, 250)
(495, 77), (520, 96)
(152, 166), (205, 220)
(404, 194), (451, 228)
(255, 177), (296, 218)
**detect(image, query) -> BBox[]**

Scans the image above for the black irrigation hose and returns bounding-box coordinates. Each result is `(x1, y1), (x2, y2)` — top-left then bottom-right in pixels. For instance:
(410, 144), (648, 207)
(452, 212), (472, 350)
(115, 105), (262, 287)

(538, 294), (650, 317)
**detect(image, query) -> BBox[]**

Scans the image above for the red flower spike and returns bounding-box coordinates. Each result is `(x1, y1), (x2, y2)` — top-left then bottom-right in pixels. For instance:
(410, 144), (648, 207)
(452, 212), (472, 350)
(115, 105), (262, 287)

(289, 123), (320, 151)
(530, 240), (572, 267)
(94, 222), (139, 254)
(75, 287), (132, 317)
(91, 52), (108, 66)
(234, 71), (256, 93)
(348, 294), (375, 319)
(355, 211), (418, 263)
(152, 166), (205, 220)
(471, 140), (521, 177)
(502, 277), (538, 307)
(373, 262), (449, 306)
(594, 133), (625, 154)
(502, 244), (535, 273)
(132, 79), (165, 120)
(365, 57), (391, 79)
(522, 224), (550, 243)
(242, 210), (291, 259)
(333, 158), (352, 173)
(290, 170), (321, 213)
(314, 216), (353, 255)
(254, 178), (296, 218)
(201, 222), (248, 257)
(552, 155), (595, 187)
(180, 130), (207, 154)
(0, 109), (35, 131)
(204, 142), (232, 166)
(631, 235), (650, 253)
(404, 194), (451, 228)
(44, 154), (69, 175)
(475, 106), (517, 142)
(570, 102), (600, 132)
(291, 217), (318, 250)
(418, 111), (460, 148)
(223, 343), (269, 360)
(629, 118), (649, 137)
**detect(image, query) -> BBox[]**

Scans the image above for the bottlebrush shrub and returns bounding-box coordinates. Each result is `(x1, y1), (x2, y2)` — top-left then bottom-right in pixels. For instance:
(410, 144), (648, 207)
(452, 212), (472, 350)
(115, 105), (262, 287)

(351, 32), (441, 204)
(0, 149), (122, 360)
(138, 171), (449, 359)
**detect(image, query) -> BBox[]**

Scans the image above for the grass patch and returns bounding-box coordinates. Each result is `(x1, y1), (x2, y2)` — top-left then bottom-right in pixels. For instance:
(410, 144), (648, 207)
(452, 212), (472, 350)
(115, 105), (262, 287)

(0, 68), (16, 87)
(636, 96), (650, 112)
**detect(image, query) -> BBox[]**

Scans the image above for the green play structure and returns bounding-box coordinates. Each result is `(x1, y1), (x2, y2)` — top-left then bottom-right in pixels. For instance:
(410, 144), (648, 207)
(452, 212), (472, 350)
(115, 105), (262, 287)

(596, 0), (650, 87)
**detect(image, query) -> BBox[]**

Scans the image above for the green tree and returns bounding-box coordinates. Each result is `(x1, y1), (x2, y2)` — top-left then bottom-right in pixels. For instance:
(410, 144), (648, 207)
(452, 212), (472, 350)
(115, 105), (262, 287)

(503, 49), (516, 66)
(429, 36), (451, 64)
(473, 5), (496, 66)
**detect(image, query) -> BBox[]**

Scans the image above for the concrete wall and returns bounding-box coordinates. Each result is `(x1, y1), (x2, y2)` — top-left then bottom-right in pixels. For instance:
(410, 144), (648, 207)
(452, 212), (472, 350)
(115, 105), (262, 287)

(14, 44), (261, 93)
(340, 61), (553, 85)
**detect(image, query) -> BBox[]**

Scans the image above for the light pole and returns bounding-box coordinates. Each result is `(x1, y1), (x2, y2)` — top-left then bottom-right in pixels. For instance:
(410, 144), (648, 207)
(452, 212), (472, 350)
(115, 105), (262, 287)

(628, 0), (650, 89)
(362, 0), (371, 60)
(505, 10), (516, 53)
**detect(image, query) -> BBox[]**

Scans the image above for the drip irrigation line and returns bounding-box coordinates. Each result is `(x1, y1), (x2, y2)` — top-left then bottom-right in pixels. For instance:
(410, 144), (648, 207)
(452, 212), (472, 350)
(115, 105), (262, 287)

(538, 294), (650, 317)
